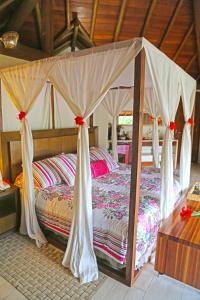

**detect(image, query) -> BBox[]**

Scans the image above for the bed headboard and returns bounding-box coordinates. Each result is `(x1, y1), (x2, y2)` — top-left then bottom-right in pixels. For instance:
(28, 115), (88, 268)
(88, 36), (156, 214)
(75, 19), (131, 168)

(0, 127), (98, 181)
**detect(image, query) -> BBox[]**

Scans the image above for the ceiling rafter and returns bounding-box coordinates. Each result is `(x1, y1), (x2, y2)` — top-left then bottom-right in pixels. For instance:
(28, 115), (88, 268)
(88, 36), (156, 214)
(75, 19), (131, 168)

(90, 0), (99, 41)
(34, 1), (42, 47)
(193, 0), (200, 72)
(173, 23), (194, 61)
(113, 0), (128, 42)
(159, 0), (184, 49)
(41, 0), (53, 55)
(140, 0), (157, 36)
(0, 0), (15, 11)
(185, 53), (197, 72)
(65, 0), (71, 30)
(5, 0), (37, 32)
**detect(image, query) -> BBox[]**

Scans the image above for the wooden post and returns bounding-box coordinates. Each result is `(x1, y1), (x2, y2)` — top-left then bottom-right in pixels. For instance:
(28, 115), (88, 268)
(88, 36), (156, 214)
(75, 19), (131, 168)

(51, 85), (55, 129)
(89, 114), (94, 128)
(126, 49), (145, 285)
(0, 80), (3, 131)
(192, 87), (200, 162)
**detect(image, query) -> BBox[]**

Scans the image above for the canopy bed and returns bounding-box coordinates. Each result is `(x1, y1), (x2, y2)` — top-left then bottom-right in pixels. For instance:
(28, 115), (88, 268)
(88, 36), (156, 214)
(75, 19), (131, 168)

(0, 38), (196, 286)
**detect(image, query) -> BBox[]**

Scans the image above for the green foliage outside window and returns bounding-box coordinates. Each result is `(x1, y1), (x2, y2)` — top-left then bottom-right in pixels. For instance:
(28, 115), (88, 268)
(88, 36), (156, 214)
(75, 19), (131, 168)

(118, 115), (133, 125)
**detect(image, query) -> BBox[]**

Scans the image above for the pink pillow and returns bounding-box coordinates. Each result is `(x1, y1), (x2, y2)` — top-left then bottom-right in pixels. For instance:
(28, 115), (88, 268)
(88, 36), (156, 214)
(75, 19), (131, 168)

(90, 160), (109, 179)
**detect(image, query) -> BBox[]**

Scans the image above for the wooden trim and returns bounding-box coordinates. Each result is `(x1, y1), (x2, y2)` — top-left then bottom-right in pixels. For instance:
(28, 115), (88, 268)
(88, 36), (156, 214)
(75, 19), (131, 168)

(90, 0), (99, 41)
(173, 23), (194, 61)
(65, 0), (71, 30)
(126, 49), (145, 285)
(0, 43), (50, 61)
(0, 0), (15, 11)
(50, 85), (55, 129)
(159, 0), (184, 49)
(185, 54), (198, 72)
(5, 0), (37, 31)
(113, 0), (128, 42)
(140, 0), (157, 36)
(41, 0), (53, 55)
(193, 0), (200, 71)
(0, 80), (3, 131)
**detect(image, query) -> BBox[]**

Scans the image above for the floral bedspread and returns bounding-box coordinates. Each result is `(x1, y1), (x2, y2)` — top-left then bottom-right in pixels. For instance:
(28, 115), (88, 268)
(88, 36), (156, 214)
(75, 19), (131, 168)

(35, 164), (181, 269)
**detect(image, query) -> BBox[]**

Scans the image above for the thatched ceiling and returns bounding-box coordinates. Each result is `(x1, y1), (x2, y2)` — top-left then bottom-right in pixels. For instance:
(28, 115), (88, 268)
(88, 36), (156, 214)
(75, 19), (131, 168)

(0, 0), (199, 80)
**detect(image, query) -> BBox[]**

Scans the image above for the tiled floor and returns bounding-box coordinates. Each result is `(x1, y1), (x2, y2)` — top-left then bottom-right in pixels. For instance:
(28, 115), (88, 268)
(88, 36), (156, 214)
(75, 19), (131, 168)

(0, 164), (200, 300)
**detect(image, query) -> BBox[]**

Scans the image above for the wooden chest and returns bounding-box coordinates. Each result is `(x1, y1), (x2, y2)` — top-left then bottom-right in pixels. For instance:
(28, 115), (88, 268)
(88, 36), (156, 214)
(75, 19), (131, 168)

(155, 198), (200, 290)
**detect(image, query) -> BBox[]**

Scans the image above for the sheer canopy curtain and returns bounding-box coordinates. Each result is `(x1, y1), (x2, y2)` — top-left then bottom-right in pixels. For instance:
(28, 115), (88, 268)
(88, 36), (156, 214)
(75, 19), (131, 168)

(50, 40), (142, 284)
(0, 61), (52, 246)
(144, 40), (181, 219)
(179, 71), (196, 191)
(102, 88), (133, 161)
(144, 88), (161, 168)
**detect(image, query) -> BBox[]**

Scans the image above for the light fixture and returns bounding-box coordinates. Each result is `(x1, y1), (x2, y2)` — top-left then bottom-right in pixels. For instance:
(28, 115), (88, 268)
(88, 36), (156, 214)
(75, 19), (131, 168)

(0, 31), (19, 49)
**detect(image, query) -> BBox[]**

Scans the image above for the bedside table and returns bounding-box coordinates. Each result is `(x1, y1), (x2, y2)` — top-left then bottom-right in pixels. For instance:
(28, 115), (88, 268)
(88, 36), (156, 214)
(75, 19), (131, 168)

(0, 185), (20, 234)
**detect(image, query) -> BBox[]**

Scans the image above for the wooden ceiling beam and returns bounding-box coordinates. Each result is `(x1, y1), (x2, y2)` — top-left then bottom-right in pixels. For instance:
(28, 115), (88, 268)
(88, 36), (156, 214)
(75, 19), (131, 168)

(41, 0), (53, 55)
(0, 42), (50, 60)
(71, 23), (79, 52)
(34, 1), (42, 47)
(185, 53), (197, 72)
(5, 0), (37, 32)
(65, 0), (71, 30)
(173, 23), (194, 61)
(140, 0), (157, 36)
(90, 0), (99, 41)
(159, 0), (184, 49)
(0, 0), (15, 11)
(193, 0), (200, 71)
(54, 27), (74, 48)
(113, 0), (128, 42)
(53, 40), (71, 55)
(77, 32), (94, 48)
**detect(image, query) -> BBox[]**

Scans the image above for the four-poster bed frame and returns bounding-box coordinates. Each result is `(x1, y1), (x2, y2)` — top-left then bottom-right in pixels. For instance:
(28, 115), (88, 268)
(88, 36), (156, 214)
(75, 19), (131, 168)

(0, 49), (149, 286)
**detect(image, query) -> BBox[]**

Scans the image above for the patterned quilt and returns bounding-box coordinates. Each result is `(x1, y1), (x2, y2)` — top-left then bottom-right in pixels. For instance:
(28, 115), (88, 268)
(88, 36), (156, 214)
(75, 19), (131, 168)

(35, 164), (181, 269)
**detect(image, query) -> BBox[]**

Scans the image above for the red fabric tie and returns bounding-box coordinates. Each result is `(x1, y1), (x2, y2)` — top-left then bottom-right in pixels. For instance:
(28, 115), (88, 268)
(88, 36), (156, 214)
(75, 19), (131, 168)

(149, 115), (154, 122)
(169, 121), (176, 131)
(75, 116), (85, 126)
(19, 111), (26, 121)
(187, 118), (193, 126)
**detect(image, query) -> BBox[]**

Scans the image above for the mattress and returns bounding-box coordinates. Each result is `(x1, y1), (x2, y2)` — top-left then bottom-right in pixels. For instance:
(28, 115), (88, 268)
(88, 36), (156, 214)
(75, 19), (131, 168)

(35, 164), (181, 269)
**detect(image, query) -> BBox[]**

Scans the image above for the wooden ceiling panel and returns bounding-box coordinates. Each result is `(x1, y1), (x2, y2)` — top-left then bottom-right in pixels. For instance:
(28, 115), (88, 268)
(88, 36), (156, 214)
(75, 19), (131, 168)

(70, 0), (93, 34)
(94, 0), (121, 43)
(144, 0), (179, 47)
(119, 0), (150, 41)
(19, 13), (40, 49)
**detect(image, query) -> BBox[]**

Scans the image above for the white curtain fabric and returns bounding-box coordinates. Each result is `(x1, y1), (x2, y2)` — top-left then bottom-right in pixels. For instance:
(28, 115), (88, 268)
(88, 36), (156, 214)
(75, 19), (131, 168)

(50, 40), (142, 283)
(179, 72), (196, 191)
(144, 40), (181, 219)
(144, 88), (161, 168)
(0, 61), (52, 246)
(102, 88), (133, 161)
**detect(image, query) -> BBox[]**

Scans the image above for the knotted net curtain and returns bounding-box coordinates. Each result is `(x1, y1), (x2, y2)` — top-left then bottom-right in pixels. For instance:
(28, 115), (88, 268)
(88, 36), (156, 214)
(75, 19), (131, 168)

(0, 61), (52, 246)
(179, 72), (196, 190)
(49, 40), (142, 284)
(143, 40), (181, 219)
(102, 88), (134, 161)
(144, 88), (161, 168)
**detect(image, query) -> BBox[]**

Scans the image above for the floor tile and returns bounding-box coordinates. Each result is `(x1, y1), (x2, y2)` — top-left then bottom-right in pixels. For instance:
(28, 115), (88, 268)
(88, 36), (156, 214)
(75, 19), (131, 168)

(3, 289), (26, 300)
(0, 281), (15, 300)
(124, 287), (145, 300)
(133, 269), (156, 291)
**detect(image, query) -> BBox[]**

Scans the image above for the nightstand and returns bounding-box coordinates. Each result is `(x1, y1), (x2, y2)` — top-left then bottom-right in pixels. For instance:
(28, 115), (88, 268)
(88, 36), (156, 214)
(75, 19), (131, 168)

(0, 185), (20, 234)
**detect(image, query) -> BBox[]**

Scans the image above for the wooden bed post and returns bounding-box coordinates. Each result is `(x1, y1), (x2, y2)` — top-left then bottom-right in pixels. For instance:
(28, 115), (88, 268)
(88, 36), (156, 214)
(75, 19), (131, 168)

(50, 84), (55, 129)
(126, 49), (145, 286)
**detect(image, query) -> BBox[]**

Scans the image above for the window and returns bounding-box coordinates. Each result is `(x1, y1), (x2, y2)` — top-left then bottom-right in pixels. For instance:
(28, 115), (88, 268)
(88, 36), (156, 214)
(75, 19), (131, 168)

(118, 112), (133, 125)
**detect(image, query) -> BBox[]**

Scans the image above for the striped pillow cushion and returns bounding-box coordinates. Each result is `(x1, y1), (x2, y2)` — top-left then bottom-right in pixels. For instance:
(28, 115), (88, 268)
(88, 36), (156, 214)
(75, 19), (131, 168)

(32, 160), (62, 188)
(47, 153), (77, 186)
(90, 147), (119, 171)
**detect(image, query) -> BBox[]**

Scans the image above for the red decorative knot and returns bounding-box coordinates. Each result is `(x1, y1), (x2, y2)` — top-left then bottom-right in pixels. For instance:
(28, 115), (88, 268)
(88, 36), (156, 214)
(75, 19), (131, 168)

(149, 115), (154, 122)
(3, 178), (10, 185)
(75, 116), (85, 126)
(169, 121), (176, 131)
(187, 118), (193, 126)
(18, 111), (26, 121)
(180, 206), (192, 219)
